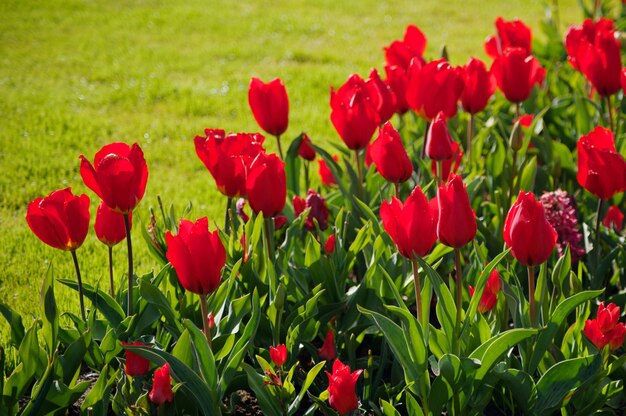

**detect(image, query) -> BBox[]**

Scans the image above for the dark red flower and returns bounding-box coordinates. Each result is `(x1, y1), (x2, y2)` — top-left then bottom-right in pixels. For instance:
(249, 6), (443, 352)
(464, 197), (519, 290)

(426, 112), (456, 161)
(319, 155), (339, 187)
(248, 77), (289, 137)
(468, 269), (501, 314)
(326, 359), (363, 415)
(269, 344), (288, 367)
(504, 191), (558, 266)
(246, 153), (287, 218)
(603, 205), (624, 231)
(165, 217), (226, 295)
(318, 330), (336, 361)
(490, 48), (545, 104)
(149, 363), (174, 405)
(484, 17), (532, 59)
(325, 234), (336, 255)
(26, 188), (90, 252)
(384, 65), (410, 115)
(406, 59), (464, 121)
(194, 129), (266, 198)
(293, 189), (330, 231)
(437, 174), (477, 248)
(297, 133), (316, 161)
(431, 142), (463, 181)
(461, 57), (496, 114)
(95, 200), (129, 247)
(381, 187), (438, 258)
(274, 215), (287, 230)
(330, 74), (380, 151)
(122, 341), (151, 377)
(576, 29), (622, 97)
(584, 302), (626, 350)
(366, 68), (397, 124)
(79, 142), (148, 214)
(384, 25), (427, 71)
(565, 18), (615, 70)
(368, 122), (413, 183)
(577, 127), (626, 200)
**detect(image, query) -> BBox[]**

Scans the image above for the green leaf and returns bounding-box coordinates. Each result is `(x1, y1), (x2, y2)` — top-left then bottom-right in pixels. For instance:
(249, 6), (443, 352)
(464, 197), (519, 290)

(139, 278), (183, 337)
(493, 366), (536, 414)
(183, 319), (218, 394)
(242, 364), (282, 415)
(518, 156), (537, 192)
(58, 279), (125, 328)
(469, 328), (537, 381)
(0, 302), (25, 346)
(381, 399), (402, 415)
(81, 365), (117, 415)
(289, 360), (326, 414)
(416, 257), (456, 343)
(285, 133), (303, 195)
(386, 305), (427, 373)
(40, 264), (58, 354)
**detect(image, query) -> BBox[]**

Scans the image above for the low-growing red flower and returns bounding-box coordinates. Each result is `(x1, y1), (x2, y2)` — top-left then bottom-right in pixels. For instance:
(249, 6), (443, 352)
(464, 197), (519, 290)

(318, 330), (336, 361)
(504, 191), (558, 266)
(484, 17), (532, 59)
(426, 112), (456, 161)
(246, 153), (287, 218)
(468, 269), (501, 314)
(95, 201), (129, 247)
(406, 59), (464, 120)
(319, 155), (339, 187)
(149, 363), (174, 405)
(79, 142), (148, 214)
(248, 77), (289, 137)
(384, 65), (410, 115)
(577, 127), (626, 200)
(366, 68), (396, 124)
(122, 341), (151, 377)
(325, 234), (336, 255)
(26, 188), (90, 252)
(326, 359), (363, 415)
(437, 174), (477, 248)
(430, 142), (463, 182)
(576, 30), (622, 97)
(368, 122), (413, 183)
(384, 24), (427, 71)
(293, 189), (330, 231)
(603, 205), (624, 231)
(165, 218), (226, 296)
(381, 187), (438, 258)
(269, 344), (288, 367)
(491, 48), (545, 104)
(565, 18), (615, 70)
(584, 302), (626, 350)
(298, 133), (316, 161)
(461, 57), (496, 114)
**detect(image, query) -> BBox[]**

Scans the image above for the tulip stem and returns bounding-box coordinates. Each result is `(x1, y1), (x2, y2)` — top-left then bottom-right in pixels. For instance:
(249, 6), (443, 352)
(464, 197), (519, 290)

(264, 217), (275, 265)
(124, 213), (133, 316)
(605, 96), (615, 132)
(70, 250), (87, 321)
(304, 161), (310, 191)
(354, 150), (364, 200)
(421, 122), (430, 159)
(394, 183), (401, 200)
(224, 197), (232, 234)
(467, 114), (474, 168)
(527, 265), (536, 327)
(199, 294), (211, 348)
(108, 246), (115, 298)
(436, 160), (443, 186)
(411, 259), (423, 325)
(454, 248), (463, 355)
(275, 135), (284, 160)
(594, 198), (604, 264)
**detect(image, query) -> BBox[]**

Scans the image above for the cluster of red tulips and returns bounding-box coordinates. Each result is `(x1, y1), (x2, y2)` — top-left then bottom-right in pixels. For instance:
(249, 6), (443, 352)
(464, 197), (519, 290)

(23, 9), (626, 415)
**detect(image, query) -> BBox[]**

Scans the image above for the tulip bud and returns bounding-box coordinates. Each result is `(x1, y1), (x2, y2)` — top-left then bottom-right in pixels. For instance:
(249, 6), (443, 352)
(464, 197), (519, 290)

(426, 112), (456, 161)
(297, 133), (316, 161)
(269, 344), (288, 367)
(207, 312), (215, 331)
(326, 360), (363, 415)
(603, 206), (624, 231)
(122, 341), (151, 377)
(368, 122), (413, 183)
(509, 120), (523, 152)
(437, 174), (477, 248)
(318, 330), (336, 361)
(440, 44), (449, 60)
(149, 363), (174, 405)
(324, 234), (336, 255)
(274, 284), (286, 310)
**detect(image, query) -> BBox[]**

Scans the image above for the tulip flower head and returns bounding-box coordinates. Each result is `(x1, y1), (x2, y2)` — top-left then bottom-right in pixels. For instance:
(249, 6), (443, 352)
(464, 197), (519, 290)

(122, 341), (151, 377)
(406, 59), (464, 120)
(426, 112), (456, 161)
(584, 302), (626, 350)
(149, 363), (174, 405)
(437, 174), (477, 248)
(576, 29), (622, 97)
(293, 189), (330, 231)
(325, 234), (336, 255)
(384, 64), (410, 115)
(490, 48), (545, 104)
(504, 191), (558, 266)
(246, 152), (287, 218)
(484, 17), (532, 59)
(318, 329), (336, 361)
(461, 57), (496, 114)
(326, 359), (363, 415)
(318, 155), (339, 187)
(565, 18), (615, 71)
(95, 201), (130, 247)
(26, 188), (90, 252)
(603, 205), (624, 231)
(248, 77), (289, 137)
(297, 133), (316, 161)
(468, 269), (501, 314)
(430, 142), (463, 182)
(384, 24), (427, 71)
(368, 122), (413, 183)
(165, 218), (226, 296)
(269, 344), (288, 367)
(365, 68), (397, 124)
(576, 127), (626, 200)
(79, 142), (148, 214)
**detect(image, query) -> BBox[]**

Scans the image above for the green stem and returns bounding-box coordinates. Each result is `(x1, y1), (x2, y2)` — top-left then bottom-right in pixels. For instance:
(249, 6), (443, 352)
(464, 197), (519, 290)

(454, 248), (463, 355)
(354, 149), (364, 200)
(467, 113), (474, 168)
(199, 294), (211, 348)
(421, 121), (430, 159)
(275, 135), (284, 160)
(411, 259), (423, 324)
(70, 250), (87, 321)
(436, 160), (443, 186)
(394, 182), (401, 200)
(264, 217), (275, 265)
(595, 199), (604, 282)
(224, 197), (232, 234)
(108, 246), (114, 298)
(123, 213), (133, 316)
(606, 95), (615, 132)
(304, 161), (310, 191)
(528, 265), (536, 327)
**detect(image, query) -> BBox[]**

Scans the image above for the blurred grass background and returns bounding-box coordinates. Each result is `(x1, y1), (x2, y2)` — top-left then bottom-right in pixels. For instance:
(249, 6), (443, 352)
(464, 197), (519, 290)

(0, 0), (581, 334)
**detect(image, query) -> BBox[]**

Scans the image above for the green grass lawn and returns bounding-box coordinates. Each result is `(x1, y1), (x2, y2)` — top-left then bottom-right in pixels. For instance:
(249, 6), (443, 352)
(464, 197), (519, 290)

(0, 0), (582, 333)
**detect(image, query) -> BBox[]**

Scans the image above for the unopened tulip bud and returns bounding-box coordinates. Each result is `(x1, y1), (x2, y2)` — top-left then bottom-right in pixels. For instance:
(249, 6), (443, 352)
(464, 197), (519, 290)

(207, 312), (215, 331)
(440, 44), (449, 60)
(509, 120), (523, 152)
(275, 284), (286, 310)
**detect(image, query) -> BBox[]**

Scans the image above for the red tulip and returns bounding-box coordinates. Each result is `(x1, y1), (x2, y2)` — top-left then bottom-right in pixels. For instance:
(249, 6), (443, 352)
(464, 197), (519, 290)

(248, 77), (289, 137)
(426, 112), (456, 161)
(274, 215), (287, 230)
(484, 17), (532, 59)
(576, 29), (621, 97)
(297, 133), (316, 161)
(565, 18), (615, 70)
(330, 74), (380, 151)
(165, 217), (226, 295)
(603, 205), (624, 231)
(490, 48), (545, 104)
(406, 58), (464, 120)
(122, 341), (151, 377)
(381, 187), (438, 258)
(325, 234), (336, 255)
(384, 65), (410, 115)
(246, 153), (286, 218)
(95, 201), (129, 247)
(430, 142), (463, 181)
(319, 155), (339, 187)
(515, 114), (534, 128)
(437, 174), (477, 248)
(584, 302), (626, 350)
(26, 188), (90, 251)
(318, 330), (336, 361)
(366, 68), (396, 124)
(149, 363), (174, 405)
(79, 142), (148, 214)
(384, 24), (427, 71)
(194, 129), (266, 199)
(461, 57), (496, 114)
(293, 189), (330, 231)
(269, 344), (288, 367)
(468, 269), (501, 314)
(368, 122), (413, 183)
(326, 359), (363, 415)
(504, 191), (558, 266)
(576, 127), (626, 200)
